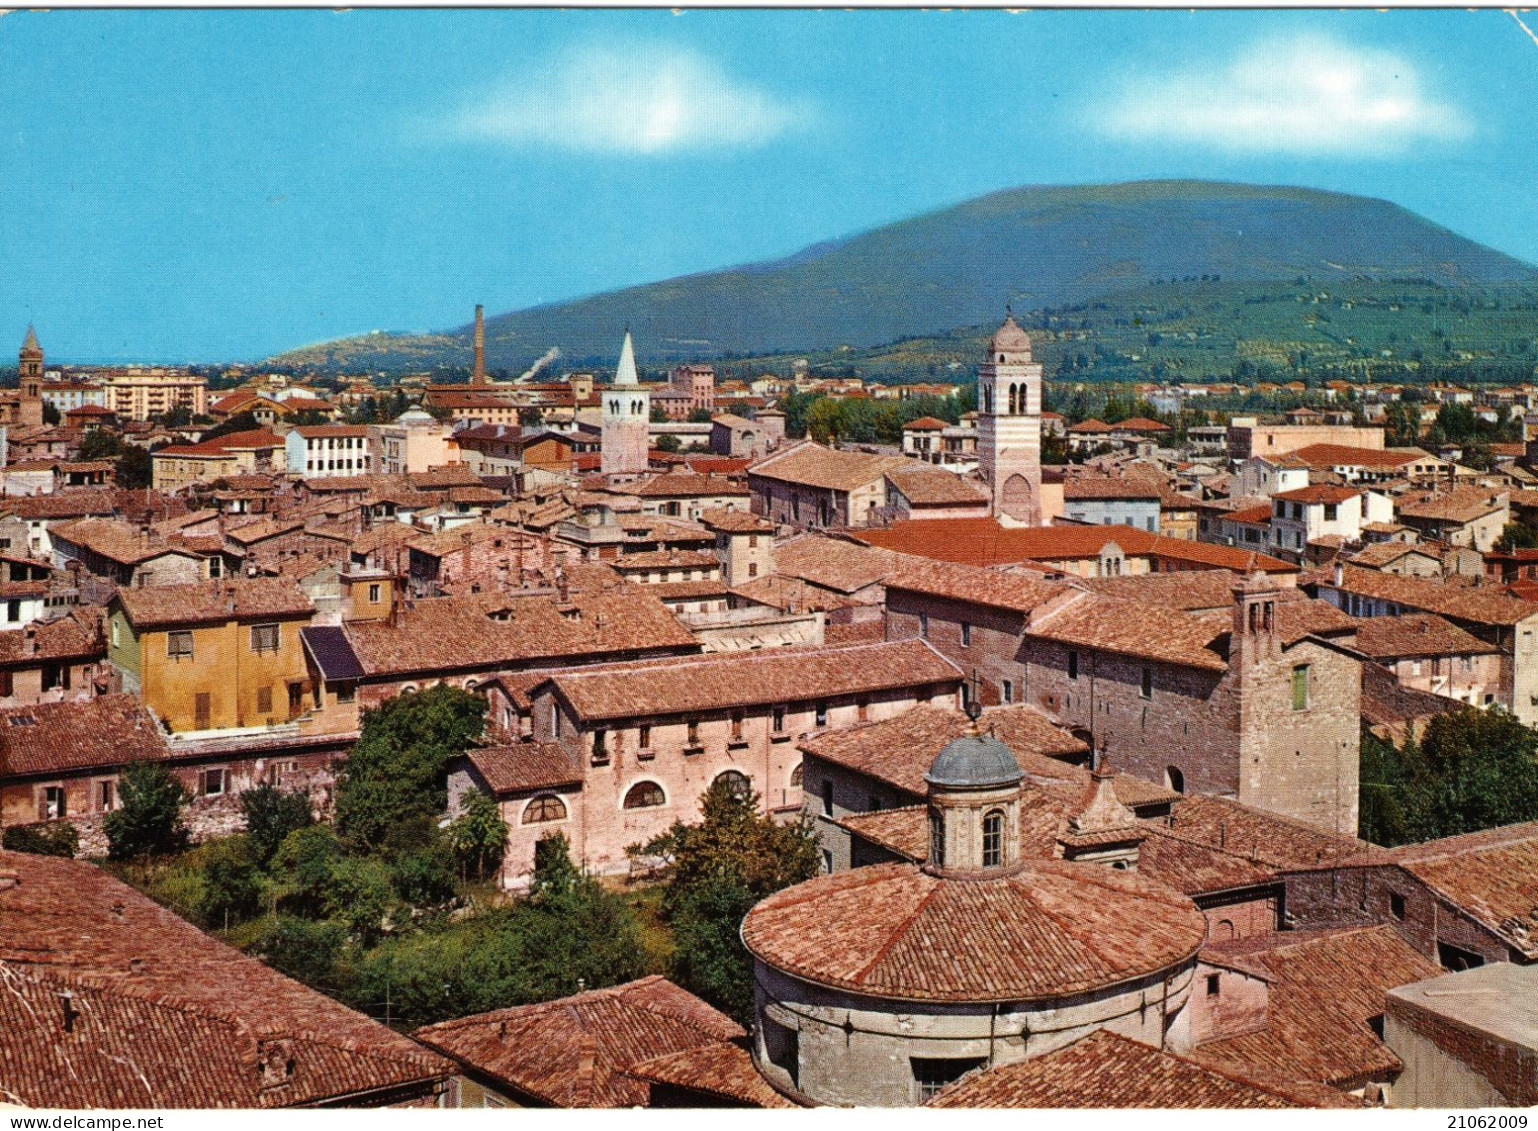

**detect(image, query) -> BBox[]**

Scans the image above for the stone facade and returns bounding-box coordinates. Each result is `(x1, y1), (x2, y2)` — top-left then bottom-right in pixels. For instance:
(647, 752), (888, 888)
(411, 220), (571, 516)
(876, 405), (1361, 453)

(976, 315), (1042, 526)
(601, 332), (650, 479)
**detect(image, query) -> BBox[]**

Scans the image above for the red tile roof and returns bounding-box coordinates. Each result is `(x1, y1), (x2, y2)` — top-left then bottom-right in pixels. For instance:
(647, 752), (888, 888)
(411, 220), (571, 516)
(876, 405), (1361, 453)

(413, 977), (743, 1108)
(115, 577), (314, 630)
(1272, 485), (1362, 504)
(463, 742), (583, 795)
(0, 850), (452, 1108)
(1350, 613), (1496, 659)
(0, 694), (167, 778)
(747, 442), (910, 492)
(742, 860), (1207, 1004)
(624, 1040), (798, 1108)
(1320, 563), (1538, 626)
(929, 1030), (1360, 1108)
(885, 465), (989, 506)
(1289, 444), (1427, 470)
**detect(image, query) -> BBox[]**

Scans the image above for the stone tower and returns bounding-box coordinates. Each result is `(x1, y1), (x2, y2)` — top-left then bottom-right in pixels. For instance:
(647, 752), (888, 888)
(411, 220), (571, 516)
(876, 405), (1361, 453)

(472, 304), (486, 385)
(17, 326), (44, 430)
(601, 330), (650, 479)
(976, 312), (1043, 526)
(924, 702), (1026, 876)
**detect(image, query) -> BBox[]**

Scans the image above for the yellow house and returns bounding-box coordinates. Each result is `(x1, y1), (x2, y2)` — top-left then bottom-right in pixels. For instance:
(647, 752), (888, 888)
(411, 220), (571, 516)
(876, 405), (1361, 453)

(150, 428), (282, 492)
(108, 578), (315, 733)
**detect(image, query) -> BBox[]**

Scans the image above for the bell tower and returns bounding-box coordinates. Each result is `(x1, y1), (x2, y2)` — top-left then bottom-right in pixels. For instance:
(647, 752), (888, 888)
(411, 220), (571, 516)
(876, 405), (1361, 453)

(601, 329), (650, 480)
(976, 312), (1042, 526)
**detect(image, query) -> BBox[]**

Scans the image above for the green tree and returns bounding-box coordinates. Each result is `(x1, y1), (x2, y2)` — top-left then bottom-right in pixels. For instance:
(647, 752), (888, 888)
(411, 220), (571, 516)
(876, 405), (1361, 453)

(196, 838), (263, 928)
(78, 428), (126, 461)
(104, 762), (190, 860)
(325, 856), (396, 944)
(239, 784), (314, 867)
(805, 398), (844, 445)
(115, 445), (152, 490)
(639, 779), (820, 1024)
(334, 685), (486, 852)
(656, 433), (682, 453)
(270, 823), (346, 917)
(1, 821), (79, 857)
(1496, 522), (1538, 552)
(446, 791), (509, 881)
(687, 407), (714, 424)
(255, 915), (354, 997)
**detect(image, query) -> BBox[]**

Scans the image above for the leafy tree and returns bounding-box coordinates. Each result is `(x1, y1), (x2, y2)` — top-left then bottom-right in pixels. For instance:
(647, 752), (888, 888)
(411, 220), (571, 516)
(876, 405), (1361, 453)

(104, 762), (190, 860)
(390, 835), (459, 909)
(239, 784), (313, 867)
(528, 831), (583, 906)
(1359, 708), (1538, 846)
(270, 823), (346, 917)
(325, 857), (395, 944)
(196, 838), (263, 928)
(41, 400), (60, 426)
(255, 915), (354, 996)
(78, 428), (126, 461)
(1496, 522), (1538, 552)
(687, 407), (714, 424)
(446, 790), (509, 881)
(638, 779), (820, 1024)
(334, 685), (486, 852)
(656, 433), (681, 453)
(2, 821), (79, 857)
(115, 445), (152, 490)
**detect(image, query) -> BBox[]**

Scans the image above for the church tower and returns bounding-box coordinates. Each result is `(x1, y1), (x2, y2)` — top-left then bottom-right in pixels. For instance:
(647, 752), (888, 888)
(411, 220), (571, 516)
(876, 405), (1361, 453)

(17, 326), (44, 430)
(976, 312), (1043, 526)
(601, 330), (650, 480)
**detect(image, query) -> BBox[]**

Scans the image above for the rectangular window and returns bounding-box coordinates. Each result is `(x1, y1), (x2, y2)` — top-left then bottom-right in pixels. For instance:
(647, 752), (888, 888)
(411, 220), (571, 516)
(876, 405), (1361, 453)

(336, 683), (356, 704)
(731, 711), (744, 741)
(1068, 650), (1079, 680)
(256, 686), (273, 714)
(194, 691), (211, 730)
(856, 698), (869, 723)
(1001, 679), (1013, 704)
(912, 1058), (986, 1103)
(167, 630), (194, 660)
(821, 778), (834, 817)
(368, 583), (381, 602)
(1389, 891), (1406, 920)
(919, 612), (929, 639)
(1140, 667), (1153, 700)
(1292, 664), (1311, 711)
(98, 780), (115, 811)
(250, 623), (280, 653)
(815, 703), (828, 728)
(1323, 503), (1338, 521)
(639, 723), (652, 748)
(200, 768), (226, 796)
(687, 719), (700, 746)
(1206, 973), (1221, 996)
(43, 785), (66, 819)
(960, 621), (971, 646)
(0, 671), (12, 698)
(772, 706), (786, 733)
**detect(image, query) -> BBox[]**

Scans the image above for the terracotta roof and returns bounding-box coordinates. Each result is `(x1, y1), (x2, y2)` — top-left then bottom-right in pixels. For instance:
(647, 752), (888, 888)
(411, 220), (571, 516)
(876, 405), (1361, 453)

(772, 534), (920, 594)
(0, 694), (168, 778)
(801, 704), (1085, 798)
(223, 516), (307, 545)
(1062, 475), (1162, 501)
(292, 425), (368, 438)
(624, 1040), (798, 1108)
(1288, 444), (1427, 470)
(0, 491), (116, 520)
(742, 860), (1207, 1004)
(820, 619), (886, 646)
(1321, 564), (1538, 626)
(49, 517), (204, 567)
(1360, 660), (1461, 734)
(341, 588), (697, 678)
(1028, 590), (1228, 671)
(1349, 542), (1437, 569)
(651, 579), (731, 602)
(1115, 416), (1171, 432)
(115, 577), (314, 630)
(545, 639), (960, 722)
(856, 519), (1298, 574)
(698, 507), (773, 533)
(1152, 794), (1367, 872)
(885, 559), (1063, 614)
(747, 442), (910, 492)
(902, 416), (949, 431)
(0, 849), (452, 1108)
(1396, 489), (1507, 525)
(1066, 418), (1113, 434)
(0, 610), (105, 669)
(1332, 820), (1538, 959)
(154, 428), (281, 458)
(683, 455), (752, 476)
(463, 742), (583, 795)
(1272, 485), (1362, 505)
(625, 473), (749, 499)
(885, 465), (989, 506)
(1224, 503), (1276, 525)
(612, 549), (718, 571)
(929, 1030), (1358, 1108)
(1350, 613), (1495, 659)
(413, 977), (742, 1108)
(1193, 926), (1441, 1088)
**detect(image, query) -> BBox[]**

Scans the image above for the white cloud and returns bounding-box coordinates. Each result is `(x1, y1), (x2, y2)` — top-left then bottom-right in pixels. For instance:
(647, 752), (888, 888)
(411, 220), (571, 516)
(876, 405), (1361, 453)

(452, 44), (804, 155)
(1096, 35), (1470, 156)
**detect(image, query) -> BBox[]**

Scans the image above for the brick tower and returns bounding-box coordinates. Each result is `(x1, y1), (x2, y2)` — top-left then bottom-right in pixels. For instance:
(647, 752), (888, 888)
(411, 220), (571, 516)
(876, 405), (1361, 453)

(601, 330), (650, 480)
(18, 326), (44, 430)
(976, 313), (1042, 526)
(472, 304), (486, 385)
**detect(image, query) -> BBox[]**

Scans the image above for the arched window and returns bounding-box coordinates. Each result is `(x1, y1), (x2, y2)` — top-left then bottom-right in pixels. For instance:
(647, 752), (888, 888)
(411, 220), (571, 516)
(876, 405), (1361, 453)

(982, 809), (1004, 868)
(715, 770), (751, 799)
(1166, 766), (1185, 794)
(929, 812), (945, 867)
(522, 794), (567, 824)
(623, 781), (666, 809)
(790, 761), (804, 788)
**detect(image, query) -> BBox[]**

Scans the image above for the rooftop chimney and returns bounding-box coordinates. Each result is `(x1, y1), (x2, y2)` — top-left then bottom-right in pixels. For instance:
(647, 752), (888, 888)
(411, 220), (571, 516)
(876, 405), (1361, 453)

(473, 304), (486, 386)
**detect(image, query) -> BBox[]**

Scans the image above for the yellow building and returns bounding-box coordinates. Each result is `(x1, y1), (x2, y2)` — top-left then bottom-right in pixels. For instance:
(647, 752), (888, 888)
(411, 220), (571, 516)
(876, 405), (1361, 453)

(150, 428), (282, 491)
(108, 578), (315, 734)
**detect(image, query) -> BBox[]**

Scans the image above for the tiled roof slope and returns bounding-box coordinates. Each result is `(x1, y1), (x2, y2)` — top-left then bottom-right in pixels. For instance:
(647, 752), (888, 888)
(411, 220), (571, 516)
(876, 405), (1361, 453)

(624, 1041), (799, 1108)
(1350, 614), (1497, 659)
(885, 559), (1063, 613)
(928, 1030), (1360, 1108)
(800, 704), (1086, 797)
(1321, 564), (1538, 626)
(747, 443), (909, 491)
(341, 587), (697, 677)
(1192, 926), (1441, 1088)
(547, 639), (960, 722)
(885, 465), (989, 505)
(413, 977), (742, 1108)
(464, 742), (583, 795)
(1027, 591), (1229, 671)
(50, 517), (201, 566)
(741, 860), (1207, 1004)
(0, 694), (168, 777)
(0, 849), (451, 1108)
(116, 578), (315, 629)
(0, 609), (105, 667)
(772, 534), (920, 594)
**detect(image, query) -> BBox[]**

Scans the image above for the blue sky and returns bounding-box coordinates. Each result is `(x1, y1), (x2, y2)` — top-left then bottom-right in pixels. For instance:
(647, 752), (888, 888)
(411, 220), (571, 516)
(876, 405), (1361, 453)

(3, 8), (1537, 362)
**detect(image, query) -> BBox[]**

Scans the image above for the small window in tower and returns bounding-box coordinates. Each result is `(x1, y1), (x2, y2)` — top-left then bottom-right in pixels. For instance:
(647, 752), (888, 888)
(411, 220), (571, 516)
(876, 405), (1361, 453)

(1068, 650), (1079, 680)
(1140, 667), (1153, 700)
(960, 621), (971, 646)
(982, 809), (1004, 868)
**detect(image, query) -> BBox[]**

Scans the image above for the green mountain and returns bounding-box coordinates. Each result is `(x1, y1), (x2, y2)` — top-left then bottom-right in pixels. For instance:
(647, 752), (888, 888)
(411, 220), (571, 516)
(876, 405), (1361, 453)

(267, 180), (1538, 373)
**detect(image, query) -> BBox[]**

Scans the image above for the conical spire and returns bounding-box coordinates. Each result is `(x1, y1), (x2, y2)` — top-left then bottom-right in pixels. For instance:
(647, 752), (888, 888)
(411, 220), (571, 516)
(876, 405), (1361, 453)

(613, 330), (638, 387)
(20, 325), (41, 357)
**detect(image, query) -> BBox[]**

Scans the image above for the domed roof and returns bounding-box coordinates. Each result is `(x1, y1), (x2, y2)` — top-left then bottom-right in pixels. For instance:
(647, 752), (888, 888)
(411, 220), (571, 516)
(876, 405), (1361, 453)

(925, 730), (1023, 789)
(742, 860), (1206, 1004)
(990, 314), (1031, 354)
(394, 408), (436, 425)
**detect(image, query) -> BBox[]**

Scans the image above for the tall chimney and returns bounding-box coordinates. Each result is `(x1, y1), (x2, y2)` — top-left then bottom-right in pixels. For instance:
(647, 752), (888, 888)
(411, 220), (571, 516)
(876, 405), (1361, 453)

(473, 304), (486, 386)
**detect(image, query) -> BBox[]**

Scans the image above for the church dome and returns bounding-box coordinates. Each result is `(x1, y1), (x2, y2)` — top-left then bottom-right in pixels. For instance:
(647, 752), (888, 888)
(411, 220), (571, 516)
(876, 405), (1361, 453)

(990, 314), (1031, 355)
(394, 408), (437, 426)
(925, 730), (1023, 789)
(742, 860), (1206, 1004)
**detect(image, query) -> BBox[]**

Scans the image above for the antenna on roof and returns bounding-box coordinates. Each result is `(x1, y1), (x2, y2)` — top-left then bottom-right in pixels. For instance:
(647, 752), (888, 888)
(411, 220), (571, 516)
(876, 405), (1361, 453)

(964, 668), (983, 726)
